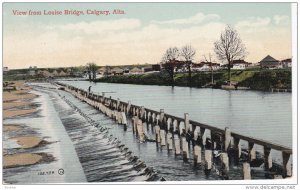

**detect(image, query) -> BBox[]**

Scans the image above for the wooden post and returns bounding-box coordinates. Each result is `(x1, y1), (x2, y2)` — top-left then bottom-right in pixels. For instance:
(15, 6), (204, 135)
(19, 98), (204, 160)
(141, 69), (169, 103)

(248, 142), (256, 161)
(159, 109), (166, 146)
(121, 112), (127, 130)
(167, 132), (173, 150)
(137, 119), (145, 142)
(117, 98), (120, 111)
(132, 116), (138, 134)
(136, 107), (139, 118)
(173, 120), (178, 133)
(243, 162), (251, 180)
(182, 136), (189, 161)
(160, 109), (164, 123)
(127, 101), (131, 114)
(184, 113), (189, 132)
(224, 127), (231, 152)
(179, 122), (184, 135)
(174, 134), (181, 155)
(117, 111), (122, 123)
(156, 115), (160, 125)
(282, 152), (292, 178)
(160, 129), (166, 146)
(202, 129), (210, 147)
(194, 144), (201, 165)
(167, 118), (172, 131)
(133, 107), (136, 116)
(147, 112), (151, 123)
(205, 149), (212, 170)
(152, 113), (156, 124)
(233, 137), (241, 165)
(194, 126), (200, 141)
(147, 112), (152, 129)
(200, 127), (206, 147)
(264, 146), (272, 170)
(220, 153), (229, 175)
(155, 125), (161, 143)
(140, 106), (145, 122)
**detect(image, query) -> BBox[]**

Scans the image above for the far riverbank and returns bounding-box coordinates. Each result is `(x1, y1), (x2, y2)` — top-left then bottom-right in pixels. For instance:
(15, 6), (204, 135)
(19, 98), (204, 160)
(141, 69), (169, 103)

(94, 69), (291, 92)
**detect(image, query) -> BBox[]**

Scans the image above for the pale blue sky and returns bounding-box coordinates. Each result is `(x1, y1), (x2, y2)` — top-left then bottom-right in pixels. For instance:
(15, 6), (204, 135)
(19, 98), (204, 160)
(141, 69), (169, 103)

(3, 3), (293, 69)
(3, 3), (291, 26)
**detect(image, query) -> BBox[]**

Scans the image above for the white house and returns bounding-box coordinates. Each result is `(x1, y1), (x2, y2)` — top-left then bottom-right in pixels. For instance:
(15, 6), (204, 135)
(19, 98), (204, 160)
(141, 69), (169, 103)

(232, 59), (251, 70)
(129, 67), (143, 74)
(281, 58), (292, 68)
(192, 62), (220, 71)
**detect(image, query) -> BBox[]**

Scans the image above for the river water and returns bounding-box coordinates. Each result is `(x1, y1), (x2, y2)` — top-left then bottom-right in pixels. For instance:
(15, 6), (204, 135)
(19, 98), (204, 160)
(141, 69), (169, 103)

(59, 80), (292, 148)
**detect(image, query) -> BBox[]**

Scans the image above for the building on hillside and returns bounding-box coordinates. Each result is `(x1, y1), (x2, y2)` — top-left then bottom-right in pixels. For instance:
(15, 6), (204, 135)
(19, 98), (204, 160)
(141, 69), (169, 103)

(97, 67), (104, 74)
(58, 70), (67, 77)
(192, 62), (220, 71)
(66, 68), (72, 74)
(129, 67), (143, 74)
(3, 67), (9, 72)
(28, 69), (36, 76)
(37, 70), (53, 77)
(142, 66), (153, 73)
(111, 67), (124, 75)
(281, 58), (292, 68)
(28, 66), (38, 76)
(52, 70), (59, 76)
(259, 55), (282, 69)
(152, 64), (161, 71)
(97, 66), (112, 76)
(232, 59), (251, 70)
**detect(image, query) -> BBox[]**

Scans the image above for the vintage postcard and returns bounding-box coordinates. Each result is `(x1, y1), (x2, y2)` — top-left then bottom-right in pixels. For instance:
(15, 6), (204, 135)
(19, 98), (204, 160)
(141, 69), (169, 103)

(2, 1), (297, 189)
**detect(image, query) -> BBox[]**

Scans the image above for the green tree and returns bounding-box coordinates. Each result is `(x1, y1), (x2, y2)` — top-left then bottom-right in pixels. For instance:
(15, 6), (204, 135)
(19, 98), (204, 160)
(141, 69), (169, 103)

(86, 63), (98, 81)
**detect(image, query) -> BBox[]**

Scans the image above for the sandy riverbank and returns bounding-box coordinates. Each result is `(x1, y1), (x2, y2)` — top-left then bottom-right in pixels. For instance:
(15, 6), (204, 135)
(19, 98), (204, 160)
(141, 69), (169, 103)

(10, 136), (43, 149)
(3, 101), (32, 109)
(3, 81), (44, 168)
(3, 153), (43, 168)
(3, 90), (38, 102)
(3, 81), (38, 119)
(3, 124), (22, 132)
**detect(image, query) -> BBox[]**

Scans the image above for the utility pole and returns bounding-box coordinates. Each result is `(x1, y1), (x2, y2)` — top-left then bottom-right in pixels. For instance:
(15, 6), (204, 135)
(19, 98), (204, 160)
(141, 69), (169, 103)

(204, 53), (214, 85)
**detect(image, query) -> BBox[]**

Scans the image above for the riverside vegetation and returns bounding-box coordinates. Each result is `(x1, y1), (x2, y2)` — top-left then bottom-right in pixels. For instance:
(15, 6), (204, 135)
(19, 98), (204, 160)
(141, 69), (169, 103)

(3, 68), (291, 92)
(95, 69), (292, 92)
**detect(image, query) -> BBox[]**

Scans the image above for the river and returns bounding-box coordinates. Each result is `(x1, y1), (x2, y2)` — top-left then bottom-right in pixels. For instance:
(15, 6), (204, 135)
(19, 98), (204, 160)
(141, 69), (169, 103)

(59, 80), (292, 148)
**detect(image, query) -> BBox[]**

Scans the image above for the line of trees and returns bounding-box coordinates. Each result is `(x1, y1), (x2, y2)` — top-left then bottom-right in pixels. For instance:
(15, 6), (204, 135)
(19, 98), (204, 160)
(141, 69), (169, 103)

(161, 25), (247, 86)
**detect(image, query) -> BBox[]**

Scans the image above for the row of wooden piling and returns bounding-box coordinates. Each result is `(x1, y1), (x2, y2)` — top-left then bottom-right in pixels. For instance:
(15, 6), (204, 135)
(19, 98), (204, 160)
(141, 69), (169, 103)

(57, 82), (292, 180)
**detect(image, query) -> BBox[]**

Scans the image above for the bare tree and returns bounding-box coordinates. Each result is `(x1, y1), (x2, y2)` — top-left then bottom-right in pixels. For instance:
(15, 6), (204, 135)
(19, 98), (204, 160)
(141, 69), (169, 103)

(214, 25), (247, 85)
(86, 62), (98, 81)
(162, 47), (179, 87)
(181, 45), (196, 86)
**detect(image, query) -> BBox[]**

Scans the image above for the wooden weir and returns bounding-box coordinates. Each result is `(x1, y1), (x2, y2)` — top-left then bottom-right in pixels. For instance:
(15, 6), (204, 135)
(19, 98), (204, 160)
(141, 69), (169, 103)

(56, 82), (293, 180)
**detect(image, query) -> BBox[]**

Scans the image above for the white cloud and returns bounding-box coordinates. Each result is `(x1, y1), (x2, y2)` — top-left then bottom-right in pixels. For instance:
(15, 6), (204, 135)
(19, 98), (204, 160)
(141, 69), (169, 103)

(273, 15), (289, 25)
(58, 18), (141, 34)
(236, 17), (271, 30)
(151, 12), (220, 25)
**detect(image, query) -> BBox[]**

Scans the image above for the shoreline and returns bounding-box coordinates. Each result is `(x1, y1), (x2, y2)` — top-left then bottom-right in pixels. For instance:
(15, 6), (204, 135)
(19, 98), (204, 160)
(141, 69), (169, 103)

(3, 81), (46, 169)
(3, 80), (87, 184)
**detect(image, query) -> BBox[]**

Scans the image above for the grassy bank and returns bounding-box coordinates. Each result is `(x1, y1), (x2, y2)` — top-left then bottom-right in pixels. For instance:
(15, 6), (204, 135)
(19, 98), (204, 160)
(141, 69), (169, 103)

(95, 69), (292, 91)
